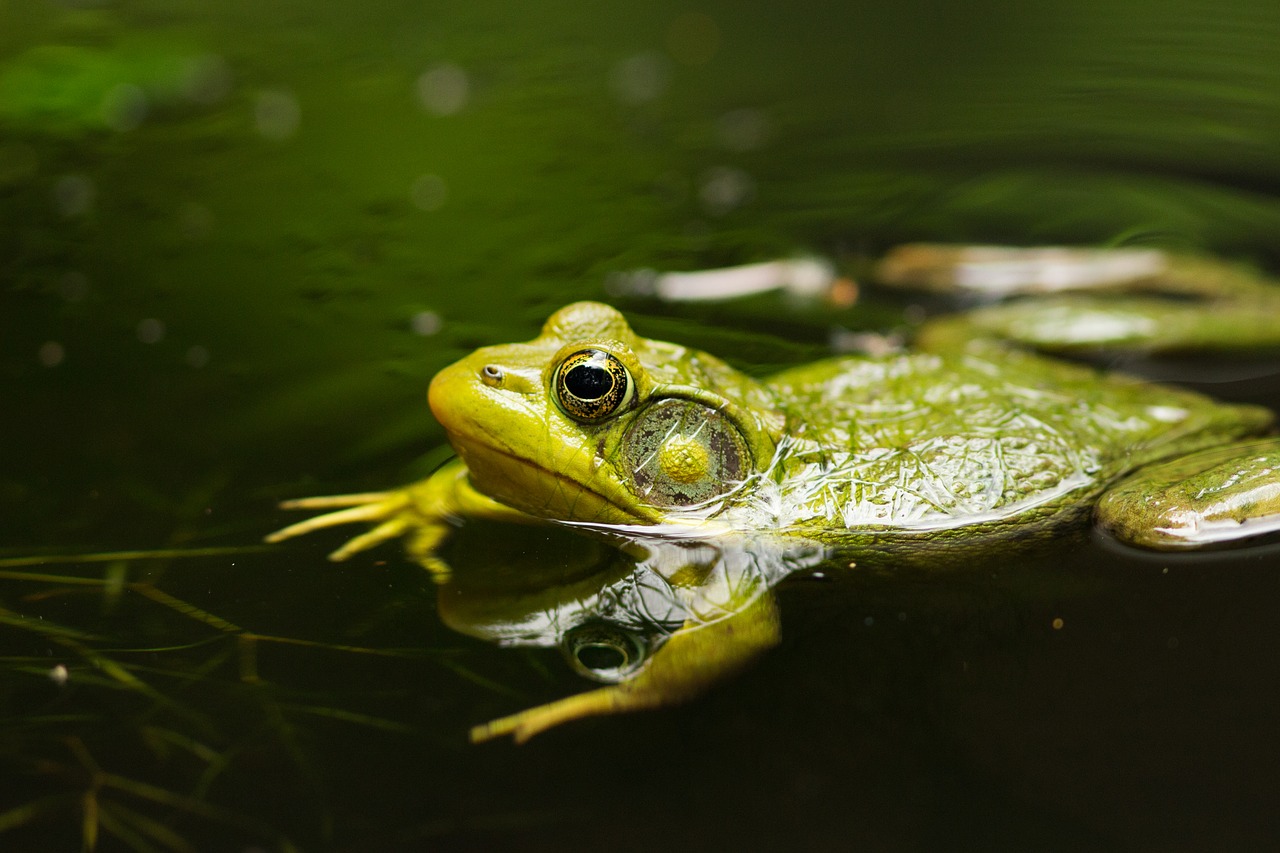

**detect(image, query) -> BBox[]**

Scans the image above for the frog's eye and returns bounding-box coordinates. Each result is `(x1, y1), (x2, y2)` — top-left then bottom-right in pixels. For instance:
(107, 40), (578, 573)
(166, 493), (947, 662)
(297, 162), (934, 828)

(552, 348), (635, 422)
(562, 622), (647, 683)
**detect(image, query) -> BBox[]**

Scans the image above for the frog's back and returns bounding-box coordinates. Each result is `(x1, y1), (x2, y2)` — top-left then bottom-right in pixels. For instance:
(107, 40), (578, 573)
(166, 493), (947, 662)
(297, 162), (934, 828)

(752, 341), (1271, 538)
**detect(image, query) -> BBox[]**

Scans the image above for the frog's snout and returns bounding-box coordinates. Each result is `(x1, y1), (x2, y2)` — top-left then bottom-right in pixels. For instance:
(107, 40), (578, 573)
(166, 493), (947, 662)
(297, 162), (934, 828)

(427, 358), (469, 429)
(428, 353), (541, 433)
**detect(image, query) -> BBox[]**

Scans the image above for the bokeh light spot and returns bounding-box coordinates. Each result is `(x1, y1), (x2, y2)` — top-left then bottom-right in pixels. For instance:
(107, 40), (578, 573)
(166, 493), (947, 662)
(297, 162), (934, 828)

(255, 89), (301, 140)
(38, 341), (65, 367)
(698, 165), (754, 215)
(137, 318), (166, 344)
(411, 311), (442, 336)
(416, 64), (469, 115)
(609, 52), (671, 104)
(185, 345), (211, 368)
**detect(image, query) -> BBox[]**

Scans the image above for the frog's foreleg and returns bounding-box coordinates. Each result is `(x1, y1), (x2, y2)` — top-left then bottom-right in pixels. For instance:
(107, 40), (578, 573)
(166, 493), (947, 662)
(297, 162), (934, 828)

(470, 590), (780, 744)
(267, 458), (540, 576)
(266, 492), (412, 559)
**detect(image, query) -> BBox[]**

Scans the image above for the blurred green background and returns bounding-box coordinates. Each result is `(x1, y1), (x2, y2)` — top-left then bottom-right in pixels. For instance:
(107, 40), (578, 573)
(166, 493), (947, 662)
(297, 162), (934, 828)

(8, 0), (1280, 547)
(3, 1), (1280, 850)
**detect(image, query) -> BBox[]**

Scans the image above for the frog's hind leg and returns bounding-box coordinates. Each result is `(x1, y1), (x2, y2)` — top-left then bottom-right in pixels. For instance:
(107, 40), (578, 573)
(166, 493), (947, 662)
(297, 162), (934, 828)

(1097, 437), (1280, 549)
(882, 244), (1280, 354)
(875, 243), (1154, 297)
(471, 589), (781, 744)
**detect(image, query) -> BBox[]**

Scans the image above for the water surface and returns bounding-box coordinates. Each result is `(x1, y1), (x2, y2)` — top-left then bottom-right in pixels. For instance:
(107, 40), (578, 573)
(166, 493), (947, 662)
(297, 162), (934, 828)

(4, 0), (1280, 849)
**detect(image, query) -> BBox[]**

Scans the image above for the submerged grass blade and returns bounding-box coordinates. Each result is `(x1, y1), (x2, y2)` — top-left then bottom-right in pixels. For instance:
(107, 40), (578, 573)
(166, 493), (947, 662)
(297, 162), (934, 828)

(137, 726), (223, 766)
(276, 703), (417, 734)
(132, 725), (237, 804)
(10, 618), (221, 732)
(97, 807), (164, 853)
(82, 788), (100, 853)
(100, 771), (295, 850)
(0, 607), (103, 641)
(96, 635), (229, 655)
(437, 658), (527, 699)
(243, 632), (447, 659)
(131, 585), (244, 633)
(99, 800), (198, 853)
(0, 547), (273, 569)
(0, 713), (98, 730)
(0, 570), (109, 585)
(0, 793), (76, 834)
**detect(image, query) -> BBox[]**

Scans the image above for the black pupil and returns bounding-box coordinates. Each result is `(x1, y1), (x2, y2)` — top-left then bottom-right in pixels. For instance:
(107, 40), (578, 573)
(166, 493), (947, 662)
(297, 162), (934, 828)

(564, 362), (612, 400)
(576, 643), (628, 671)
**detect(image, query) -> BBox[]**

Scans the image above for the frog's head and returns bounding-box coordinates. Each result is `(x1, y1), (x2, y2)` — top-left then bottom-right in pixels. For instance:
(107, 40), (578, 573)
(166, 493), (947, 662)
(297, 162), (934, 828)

(428, 302), (783, 525)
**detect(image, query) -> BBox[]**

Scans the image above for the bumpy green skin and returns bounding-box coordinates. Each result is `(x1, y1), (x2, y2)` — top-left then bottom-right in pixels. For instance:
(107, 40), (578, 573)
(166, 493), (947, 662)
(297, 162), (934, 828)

(752, 340), (1271, 557)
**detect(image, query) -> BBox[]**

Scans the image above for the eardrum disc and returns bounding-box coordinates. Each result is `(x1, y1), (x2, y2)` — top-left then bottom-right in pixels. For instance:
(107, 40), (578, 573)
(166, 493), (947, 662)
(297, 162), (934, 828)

(622, 398), (750, 508)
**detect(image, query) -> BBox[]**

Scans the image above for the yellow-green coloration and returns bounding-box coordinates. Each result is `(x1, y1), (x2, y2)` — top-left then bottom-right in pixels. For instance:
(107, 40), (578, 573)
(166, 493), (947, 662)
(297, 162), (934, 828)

(470, 584), (780, 744)
(1097, 439), (1280, 548)
(269, 264), (1280, 742)
(623, 399), (752, 508)
(659, 434), (710, 484)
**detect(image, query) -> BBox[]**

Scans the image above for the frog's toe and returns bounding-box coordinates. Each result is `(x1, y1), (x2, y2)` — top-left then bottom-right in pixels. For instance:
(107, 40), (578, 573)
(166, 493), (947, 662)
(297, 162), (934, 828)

(326, 517), (412, 561)
(276, 492), (396, 510)
(265, 492), (410, 547)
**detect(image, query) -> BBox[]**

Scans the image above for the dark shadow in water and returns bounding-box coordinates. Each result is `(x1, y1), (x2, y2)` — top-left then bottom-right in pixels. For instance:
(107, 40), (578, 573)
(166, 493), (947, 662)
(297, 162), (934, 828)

(2, 513), (1278, 849)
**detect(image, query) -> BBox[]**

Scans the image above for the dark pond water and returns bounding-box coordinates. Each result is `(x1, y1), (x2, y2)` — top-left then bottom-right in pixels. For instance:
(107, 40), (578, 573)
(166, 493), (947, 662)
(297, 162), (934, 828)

(4, 1), (1280, 849)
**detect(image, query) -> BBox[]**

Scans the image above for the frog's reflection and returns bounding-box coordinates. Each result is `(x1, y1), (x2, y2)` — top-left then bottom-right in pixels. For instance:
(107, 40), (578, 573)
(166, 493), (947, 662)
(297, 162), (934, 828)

(434, 521), (824, 742)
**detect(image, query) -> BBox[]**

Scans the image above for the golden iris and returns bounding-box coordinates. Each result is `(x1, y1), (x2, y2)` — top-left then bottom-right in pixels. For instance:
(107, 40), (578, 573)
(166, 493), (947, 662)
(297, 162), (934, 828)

(553, 349), (634, 421)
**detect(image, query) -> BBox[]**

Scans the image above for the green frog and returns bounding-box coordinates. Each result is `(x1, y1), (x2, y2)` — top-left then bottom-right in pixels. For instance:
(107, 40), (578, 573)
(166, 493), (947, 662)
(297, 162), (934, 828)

(268, 245), (1280, 742)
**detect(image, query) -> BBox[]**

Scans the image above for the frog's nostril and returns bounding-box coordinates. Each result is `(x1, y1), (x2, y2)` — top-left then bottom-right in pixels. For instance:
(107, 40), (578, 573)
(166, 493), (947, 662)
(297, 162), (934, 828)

(481, 364), (504, 387)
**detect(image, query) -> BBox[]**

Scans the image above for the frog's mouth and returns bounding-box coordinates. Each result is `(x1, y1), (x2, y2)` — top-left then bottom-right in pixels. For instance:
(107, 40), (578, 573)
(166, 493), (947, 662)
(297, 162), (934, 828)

(451, 434), (659, 526)
(429, 357), (659, 526)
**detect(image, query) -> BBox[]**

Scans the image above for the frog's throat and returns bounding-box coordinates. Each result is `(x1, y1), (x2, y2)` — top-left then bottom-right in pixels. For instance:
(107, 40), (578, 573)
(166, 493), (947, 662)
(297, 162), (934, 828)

(450, 435), (662, 526)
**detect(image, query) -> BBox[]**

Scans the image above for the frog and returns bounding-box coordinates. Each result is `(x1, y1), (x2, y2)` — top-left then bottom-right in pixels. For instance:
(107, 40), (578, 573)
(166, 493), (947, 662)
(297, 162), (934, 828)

(267, 244), (1280, 743)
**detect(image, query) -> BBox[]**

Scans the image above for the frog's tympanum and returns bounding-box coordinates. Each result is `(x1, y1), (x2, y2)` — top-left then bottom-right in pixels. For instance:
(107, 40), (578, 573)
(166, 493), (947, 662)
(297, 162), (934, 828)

(268, 245), (1280, 743)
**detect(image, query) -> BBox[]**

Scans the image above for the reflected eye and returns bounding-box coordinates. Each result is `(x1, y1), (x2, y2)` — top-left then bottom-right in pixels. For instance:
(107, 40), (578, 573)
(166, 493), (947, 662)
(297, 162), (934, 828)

(563, 623), (647, 683)
(553, 349), (635, 422)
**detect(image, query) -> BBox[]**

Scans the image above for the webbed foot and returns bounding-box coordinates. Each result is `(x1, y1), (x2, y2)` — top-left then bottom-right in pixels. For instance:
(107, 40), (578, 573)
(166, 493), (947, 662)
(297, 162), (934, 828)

(266, 487), (454, 577)
(267, 492), (413, 560)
